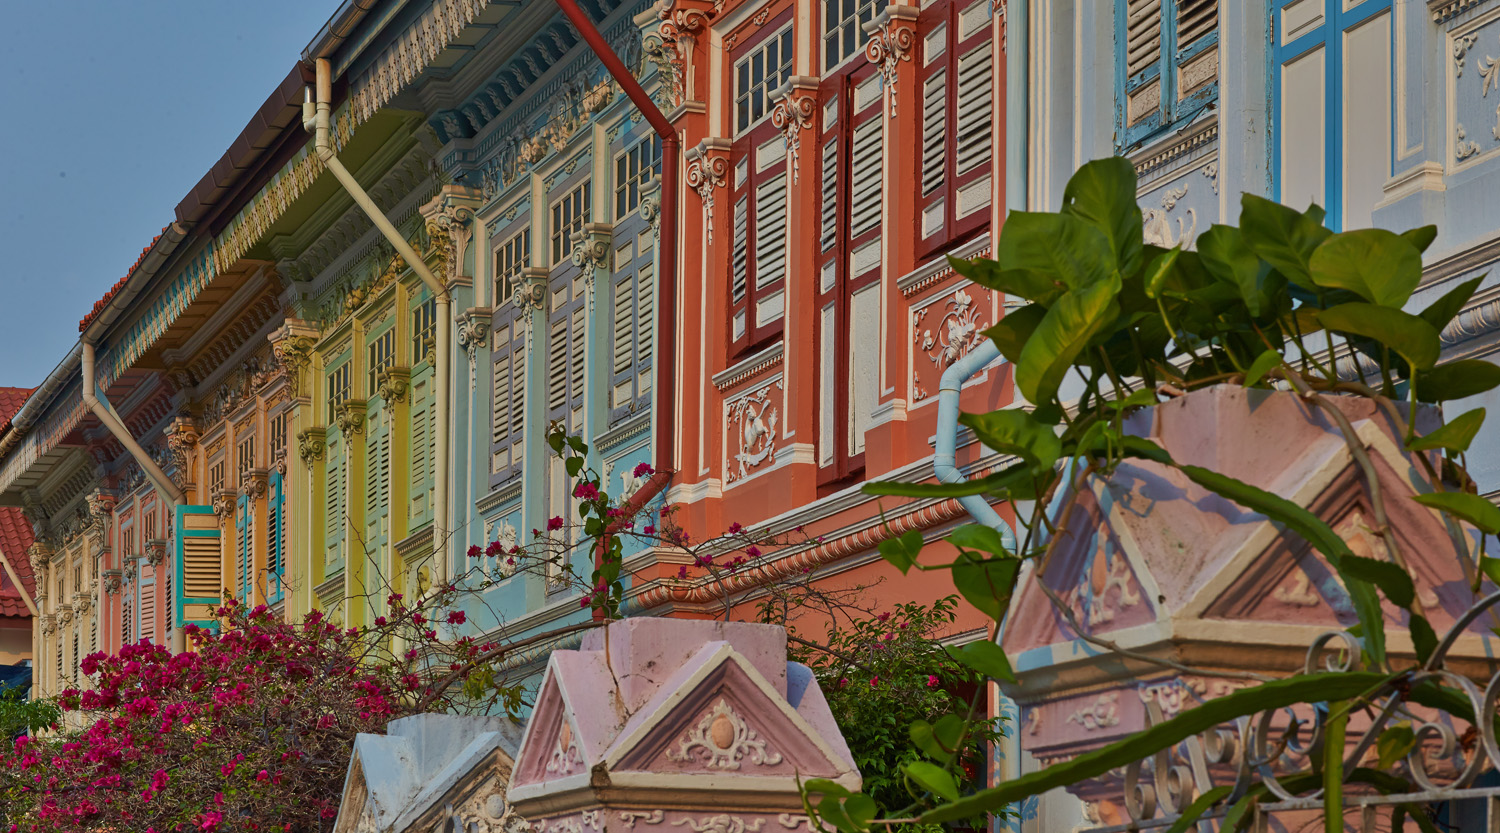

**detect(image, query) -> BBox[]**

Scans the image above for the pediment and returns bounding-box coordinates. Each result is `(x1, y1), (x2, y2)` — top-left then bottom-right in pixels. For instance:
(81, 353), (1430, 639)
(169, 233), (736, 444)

(606, 645), (849, 779)
(509, 672), (587, 789)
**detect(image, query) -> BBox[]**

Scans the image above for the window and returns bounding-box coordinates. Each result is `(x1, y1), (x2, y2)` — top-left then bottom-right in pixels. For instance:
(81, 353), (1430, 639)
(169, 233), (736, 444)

(917, 0), (994, 253)
(235, 491), (253, 602)
(266, 470), (285, 604)
(209, 459), (226, 495)
(824, 0), (887, 69)
(269, 411), (287, 465)
(816, 30), (886, 484)
(616, 135), (663, 218)
(1273, 0), (1391, 230)
(368, 327), (395, 394)
(610, 151), (657, 423)
(551, 183), (591, 264)
(491, 218), (531, 485)
(735, 25), (795, 133)
(495, 228), (530, 304)
(326, 429), (347, 567)
(237, 433), (256, 479)
(546, 276), (588, 433)
(328, 363), (351, 424)
(412, 297), (436, 365)
(1116, 0), (1218, 150)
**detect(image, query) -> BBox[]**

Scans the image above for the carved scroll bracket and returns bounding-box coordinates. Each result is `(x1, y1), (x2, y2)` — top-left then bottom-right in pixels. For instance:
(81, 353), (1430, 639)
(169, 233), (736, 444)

(770, 78), (819, 184)
(685, 139), (731, 244)
(863, 6), (920, 118)
(458, 308), (493, 392)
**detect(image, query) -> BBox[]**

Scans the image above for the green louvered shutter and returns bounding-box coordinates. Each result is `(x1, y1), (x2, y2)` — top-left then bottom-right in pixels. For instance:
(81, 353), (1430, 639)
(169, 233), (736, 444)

(175, 505), (222, 628)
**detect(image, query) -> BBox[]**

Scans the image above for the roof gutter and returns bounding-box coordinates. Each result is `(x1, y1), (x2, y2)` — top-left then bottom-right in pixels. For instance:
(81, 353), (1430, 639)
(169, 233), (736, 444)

(303, 0), (380, 62)
(0, 342), (81, 463)
(81, 223), (190, 342)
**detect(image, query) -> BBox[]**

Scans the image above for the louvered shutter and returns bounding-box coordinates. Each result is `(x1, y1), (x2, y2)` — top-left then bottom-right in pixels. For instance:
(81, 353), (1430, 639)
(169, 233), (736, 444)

(754, 173), (789, 288)
(547, 313), (568, 413)
(732, 196), (749, 302)
(509, 345), (525, 451)
(918, 0), (994, 251)
(175, 505), (222, 628)
(569, 305), (586, 414)
(820, 136), (838, 252)
(637, 262), (654, 392)
(492, 326), (511, 446)
(139, 574), (154, 643)
(848, 120), (882, 237)
(409, 376), (430, 523)
(954, 41), (992, 177)
(267, 471), (284, 604)
(921, 72), (946, 195)
(1121, 0), (1217, 149)
(326, 432), (346, 559)
(236, 493), (252, 602)
(1177, 0), (1215, 46)
(1126, 0), (1163, 78)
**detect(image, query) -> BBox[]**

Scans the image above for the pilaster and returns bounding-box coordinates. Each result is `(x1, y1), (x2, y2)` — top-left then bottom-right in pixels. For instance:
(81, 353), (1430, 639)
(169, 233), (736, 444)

(682, 138), (732, 515)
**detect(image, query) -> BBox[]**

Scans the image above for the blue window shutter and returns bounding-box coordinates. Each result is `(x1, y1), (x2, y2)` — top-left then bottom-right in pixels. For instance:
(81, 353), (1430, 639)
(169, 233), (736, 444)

(175, 505), (223, 628)
(268, 470), (284, 604)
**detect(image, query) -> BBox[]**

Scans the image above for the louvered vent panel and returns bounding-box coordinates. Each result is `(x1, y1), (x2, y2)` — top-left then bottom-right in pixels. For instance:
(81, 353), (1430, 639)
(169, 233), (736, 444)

(492, 341), (510, 443)
(922, 71), (947, 195)
(510, 350), (525, 437)
(548, 315), (568, 412)
(614, 278), (635, 375)
(732, 196), (749, 300)
(1126, 0), (1163, 77)
(410, 387), (428, 490)
(638, 264), (655, 363)
(1177, 0), (1216, 46)
(754, 174), (789, 288)
(367, 422), (381, 515)
(850, 119), (883, 237)
(326, 441), (343, 537)
(821, 140), (838, 252)
(956, 41), (993, 176)
(570, 307), (587, 402)
(182, 537), (221, 599)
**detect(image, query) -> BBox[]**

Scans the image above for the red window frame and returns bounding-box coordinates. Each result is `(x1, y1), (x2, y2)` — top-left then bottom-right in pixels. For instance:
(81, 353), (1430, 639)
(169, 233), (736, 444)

(916, 0), (994, 257)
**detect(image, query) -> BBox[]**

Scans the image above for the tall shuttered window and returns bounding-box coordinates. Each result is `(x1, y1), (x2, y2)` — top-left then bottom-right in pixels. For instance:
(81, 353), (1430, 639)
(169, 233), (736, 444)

(824, 0), (888, 70)
(1272, 0), (1392, 231)
(729, 18), (794, 357)
(610, 133), (657, 424)
(412, 297), (436, 365)
(917, 0), (994, 254)
(1117, 0), (1219, 150)
(490, 220), (530, 485)
(735, 25), (795, 134)
(236, 492), (253, 602)
(368, 327), (395, 394)
(817, 58), (885, 484)
(615, 135), (662, 217)
(327, 363), (351, 424)
(267, 470), (285, 604)
(551, 183), (591, 265)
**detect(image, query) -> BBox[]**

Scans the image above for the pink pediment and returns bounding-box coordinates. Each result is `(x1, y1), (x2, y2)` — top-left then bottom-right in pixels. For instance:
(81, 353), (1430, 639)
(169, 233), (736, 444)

(607, 646), (847, 779)
(1005, 488), (1158, 655)
(509, 673), (588, 788)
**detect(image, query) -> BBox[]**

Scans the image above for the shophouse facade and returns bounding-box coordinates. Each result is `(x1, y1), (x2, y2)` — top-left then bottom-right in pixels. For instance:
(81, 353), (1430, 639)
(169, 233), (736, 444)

(0, 0), (1007, 708)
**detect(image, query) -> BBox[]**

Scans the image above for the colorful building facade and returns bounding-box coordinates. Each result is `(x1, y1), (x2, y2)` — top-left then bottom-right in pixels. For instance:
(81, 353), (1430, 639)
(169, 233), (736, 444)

(0, 0), (1008, 707)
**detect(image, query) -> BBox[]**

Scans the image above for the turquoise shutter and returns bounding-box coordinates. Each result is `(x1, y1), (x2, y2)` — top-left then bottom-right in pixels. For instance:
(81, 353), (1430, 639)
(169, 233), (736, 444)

(175, 505), (223, 629)
(236, 493), (252, 602)
(268, 470), (285, 604)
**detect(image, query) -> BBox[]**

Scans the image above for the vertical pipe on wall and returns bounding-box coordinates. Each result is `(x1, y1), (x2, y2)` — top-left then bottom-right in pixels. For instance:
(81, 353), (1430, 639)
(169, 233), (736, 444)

(305, 60), (453, 589)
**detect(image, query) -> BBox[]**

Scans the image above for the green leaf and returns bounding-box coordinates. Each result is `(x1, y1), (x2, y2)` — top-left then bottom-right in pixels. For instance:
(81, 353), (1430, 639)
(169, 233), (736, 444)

(960, 409), (1062, 475)
(1414, 360), (1500, 402)
(875, 528), (925, 574)
(1323, 700), (1347, 833)
(946, 640), (1016, 683)
(1142, 246), (1180, 299)
(1317, 303), (1441, 370)
(1483, 556), (1500, 587)
(910, 714), (966, 760)
(1411, 491), (1500, 534)
(952, 552), (1022, 621)
(1408, 408), (1485, 454)
(920, 672), (1393, 822)
(950, 257), (1061, 307)
(802, 779), (852, 799)
(1105, 388), (1157, 412)
(993, 212), (1115, 295)
(905, 761), (961, 802)
(566, 457), (585, 477)
(1016, 277), (1122, 405)
(1309, 229), (1423, 308)
(982, 303), (1047, 364)
(948, 524), (1012, 557)
(1198, 224), (1273, 317)
(1165, 786), (1232, 833)
(1060, 156), (1144, 277)
(1375, 723), (1417, 774)
(1410, 614), (1439, 666)
(1341, 554), (1415, 609)
(1418, 275), (1483, 331)
(1401, 224), (1438, 253)
(1243, 349), (1282, 386)
(1239, 194), (1332, 290)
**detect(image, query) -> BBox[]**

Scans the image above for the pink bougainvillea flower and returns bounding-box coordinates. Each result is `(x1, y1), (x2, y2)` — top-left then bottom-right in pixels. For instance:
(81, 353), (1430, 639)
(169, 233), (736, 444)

(633, 461), (654, 477)
(467, 544), (482, 558)
(927, 675), (940, 688)
(547, 516), (565, 531)
(446, 611), (466, 625)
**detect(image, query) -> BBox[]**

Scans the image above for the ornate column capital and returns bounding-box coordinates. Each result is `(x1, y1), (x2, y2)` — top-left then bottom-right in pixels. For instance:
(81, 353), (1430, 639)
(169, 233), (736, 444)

(863, 6), (920, 118)
(144, 539), (167, 567)
(39, 614), (56, 635)
(56, 603), (73, 628)
(240, 468), (269, 501)
(640, 14), (683, 111)
(570, 223), (615, 272)
(72, 590), (93, 614)
(269, 319), (319, 399)
(421, 185), (485, 282)
(164, 416), (200, 492)
(336, 400), (368, 435)
(639, 178), (664, 240)
(685, 139), (732, 244)
(212, 491), (237, 523)
(515, 267), (550, 312)
(297, 428), (327, 466)
(771, 78), (820, 184)
(458, 309), (494, 393)
(27, 541), (53, 579)
(102, 569), (123, 595)
(378, 367), (411, 407)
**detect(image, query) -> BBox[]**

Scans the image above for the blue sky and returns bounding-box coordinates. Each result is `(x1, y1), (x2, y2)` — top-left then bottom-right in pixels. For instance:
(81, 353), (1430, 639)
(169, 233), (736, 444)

(0, 1), (337, 388)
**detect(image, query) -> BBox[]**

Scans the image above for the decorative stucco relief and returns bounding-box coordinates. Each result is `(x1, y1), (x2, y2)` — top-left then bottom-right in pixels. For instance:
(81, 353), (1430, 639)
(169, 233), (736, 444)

(665, 698), (784, 769)
(725, 377), (782, 484)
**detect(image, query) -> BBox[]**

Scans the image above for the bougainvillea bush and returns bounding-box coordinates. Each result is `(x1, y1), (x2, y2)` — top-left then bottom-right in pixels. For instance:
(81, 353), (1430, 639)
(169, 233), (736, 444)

(0, 594), (514, 833)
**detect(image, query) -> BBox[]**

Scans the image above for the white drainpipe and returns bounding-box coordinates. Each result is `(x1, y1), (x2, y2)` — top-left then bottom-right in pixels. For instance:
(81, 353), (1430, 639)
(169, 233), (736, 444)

(304, 58), (452, 587)
(81, 341), (188, 652)
(933, 339), (1017, 548)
